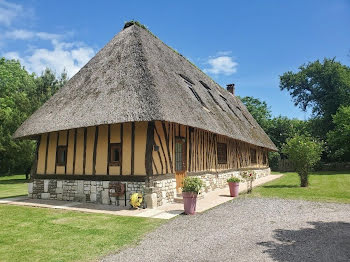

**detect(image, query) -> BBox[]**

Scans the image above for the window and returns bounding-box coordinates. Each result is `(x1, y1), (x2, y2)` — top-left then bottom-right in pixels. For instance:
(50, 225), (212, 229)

(225, 101), (241, 120)
(56, 146), (67, 166)
(179, 74), (194, 85)
(250, 148), (257, 164)
(179, 74), (207, 108)
(110, 143), (121, 166)
(207, 91), (225, 111)
(263, 151), (267, 165)
(199, 80), (211, 90)
(217, 143), (227, 164)
(175, 141), (185, 171)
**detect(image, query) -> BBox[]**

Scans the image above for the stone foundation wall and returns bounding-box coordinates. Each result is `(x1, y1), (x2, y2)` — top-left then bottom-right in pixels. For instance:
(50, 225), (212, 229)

(149, 178), (176, 207)
(146, 168), (271, 207)
(28, 179), (145, 206)
(28, 168), (270, 208)
(195, 168), (271, 193)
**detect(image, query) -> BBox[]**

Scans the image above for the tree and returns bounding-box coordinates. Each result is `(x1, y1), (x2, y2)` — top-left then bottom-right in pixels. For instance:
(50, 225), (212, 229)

(282, 135), (323, 187)
(280, 58), (350, 138)
(0, 58), (67, 174)
(239, 96), (271, 130)
(327, 106), (350, 161)
(266, 116), (309, 151)
(0, 58), (37, 173)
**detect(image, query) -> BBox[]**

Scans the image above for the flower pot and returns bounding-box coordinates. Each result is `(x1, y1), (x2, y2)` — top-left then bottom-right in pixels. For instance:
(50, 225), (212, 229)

(228, 182), (239, 197)
(182, 192), (198, 215)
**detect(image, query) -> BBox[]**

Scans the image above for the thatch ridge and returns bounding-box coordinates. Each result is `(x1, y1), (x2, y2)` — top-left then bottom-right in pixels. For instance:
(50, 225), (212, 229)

(14, 24), (277, 151)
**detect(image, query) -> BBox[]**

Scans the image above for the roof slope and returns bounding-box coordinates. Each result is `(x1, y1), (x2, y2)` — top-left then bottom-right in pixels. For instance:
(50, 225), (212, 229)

(14, 24), (277, 151)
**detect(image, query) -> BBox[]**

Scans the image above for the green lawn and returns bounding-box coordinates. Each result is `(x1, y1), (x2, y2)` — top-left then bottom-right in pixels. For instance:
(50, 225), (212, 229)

(0, 174), (28, 199)
(252, 171), (350, 203)
(0, 205), (163, 262)
(0, 175), (164, 261)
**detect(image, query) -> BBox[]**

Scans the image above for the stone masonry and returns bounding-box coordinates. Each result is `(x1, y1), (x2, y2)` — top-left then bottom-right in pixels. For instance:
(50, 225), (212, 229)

(28, 179), (145, 207)
(28, 168), (270, 208)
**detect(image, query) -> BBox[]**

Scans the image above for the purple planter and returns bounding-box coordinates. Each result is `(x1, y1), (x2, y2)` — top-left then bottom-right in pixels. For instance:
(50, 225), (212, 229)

(182, 192), (198, 215)
(228, 182), (239, 197)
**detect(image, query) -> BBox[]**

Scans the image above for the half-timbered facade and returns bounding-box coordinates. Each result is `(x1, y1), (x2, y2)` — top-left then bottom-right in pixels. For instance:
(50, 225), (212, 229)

(14, 22), (277, 207)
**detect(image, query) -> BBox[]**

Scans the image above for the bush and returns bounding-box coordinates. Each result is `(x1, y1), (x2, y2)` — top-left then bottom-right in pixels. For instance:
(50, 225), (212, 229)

(268, 151), (281, 171)
(227, 177), (241, 183)
(282, 134), (323, 187)
(182, 177), (203, 194)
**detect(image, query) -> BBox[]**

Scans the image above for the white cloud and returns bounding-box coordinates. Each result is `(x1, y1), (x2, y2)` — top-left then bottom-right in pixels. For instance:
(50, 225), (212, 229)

(204, 55), (238, 76)
(4, 29), (62, 40)
(216, 50), (232, 56)
(0, 0), (22, 26)
(3, 51), (19, 60)
(4, 39), (95, 77)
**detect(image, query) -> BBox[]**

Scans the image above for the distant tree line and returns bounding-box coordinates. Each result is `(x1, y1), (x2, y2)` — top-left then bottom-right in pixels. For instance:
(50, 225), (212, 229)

(240, 58), (350, 169)
(0, 58), (68, 174)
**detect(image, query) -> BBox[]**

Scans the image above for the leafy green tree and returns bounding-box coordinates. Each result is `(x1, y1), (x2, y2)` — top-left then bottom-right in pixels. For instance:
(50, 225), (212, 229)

(0, 58), (37, 173)
(0, 58), (67, 174)
(282, 135), (323, 187)
(239, 96), (271, 130)
(327, 106), (350, 161)
(266, 116), (309, 151)
(280, 58), (350, 137)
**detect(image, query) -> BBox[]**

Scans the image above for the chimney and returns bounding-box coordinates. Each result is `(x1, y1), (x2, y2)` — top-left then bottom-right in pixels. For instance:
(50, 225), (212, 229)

(226, 84), (235, 95)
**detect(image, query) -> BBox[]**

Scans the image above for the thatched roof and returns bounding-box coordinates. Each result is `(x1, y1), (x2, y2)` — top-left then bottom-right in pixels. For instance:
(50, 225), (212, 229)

(14, 23), (277, 151)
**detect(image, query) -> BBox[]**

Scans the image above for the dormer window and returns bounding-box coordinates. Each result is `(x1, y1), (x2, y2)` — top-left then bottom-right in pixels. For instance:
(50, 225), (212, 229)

(179, 74), (207, 109)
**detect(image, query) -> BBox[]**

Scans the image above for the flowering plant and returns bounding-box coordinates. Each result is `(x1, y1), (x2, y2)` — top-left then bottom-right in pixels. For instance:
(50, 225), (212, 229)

(130, 192), (143, 208)
(240, 170), (257, 194)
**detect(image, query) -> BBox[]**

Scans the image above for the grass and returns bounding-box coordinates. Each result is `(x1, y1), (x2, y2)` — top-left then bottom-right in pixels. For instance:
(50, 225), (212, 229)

(0, 205), (163, 262)
(0, 174), (28, 199)
(0, 174), (164, 261)
(251, 171), (350, 203)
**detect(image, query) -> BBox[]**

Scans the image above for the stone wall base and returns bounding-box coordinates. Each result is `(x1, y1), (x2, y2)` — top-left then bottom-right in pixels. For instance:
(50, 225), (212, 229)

(28, 179), (145, 207)
(28, 168), (270, 208)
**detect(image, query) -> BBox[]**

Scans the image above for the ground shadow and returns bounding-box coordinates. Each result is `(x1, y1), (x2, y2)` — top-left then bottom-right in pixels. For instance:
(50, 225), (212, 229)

(0, 179), (28, 185)
(218, 194), (232, 197)
(258, 221), (350, 262)
(262, 185), (299, 189)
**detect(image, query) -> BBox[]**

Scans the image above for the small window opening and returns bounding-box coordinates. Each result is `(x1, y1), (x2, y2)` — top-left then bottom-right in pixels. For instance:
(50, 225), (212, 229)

(263, 151), (267, 165)
(237, 106), (254, 126)
(56, 146), (67, 166)
(179, 74), (194, 85)
(220, 94), (227, 101)
(217, 143), (227, 164)
(199, 80), (211, 90)
(110, 143), (121, 166)
(208, 91), (225, 111)
(225, 102), (241, 120)
(250, 148), (257, 164)
(242, 113), (254, 126)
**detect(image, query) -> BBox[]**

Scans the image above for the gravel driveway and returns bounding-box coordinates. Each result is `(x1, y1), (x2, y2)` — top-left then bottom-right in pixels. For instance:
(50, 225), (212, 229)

(101, 198), (350, 262)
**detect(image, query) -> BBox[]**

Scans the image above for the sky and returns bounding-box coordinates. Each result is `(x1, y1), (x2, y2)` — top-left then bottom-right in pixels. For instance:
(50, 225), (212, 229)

(0, 0), (349, 119)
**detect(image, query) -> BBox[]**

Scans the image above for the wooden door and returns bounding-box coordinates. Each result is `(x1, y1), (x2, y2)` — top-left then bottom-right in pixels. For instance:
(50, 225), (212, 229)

(175, 138), (186, 194)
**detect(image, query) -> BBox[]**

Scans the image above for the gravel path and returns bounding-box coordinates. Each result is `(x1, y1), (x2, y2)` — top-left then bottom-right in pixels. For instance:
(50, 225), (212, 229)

(101, 198), (350, 262)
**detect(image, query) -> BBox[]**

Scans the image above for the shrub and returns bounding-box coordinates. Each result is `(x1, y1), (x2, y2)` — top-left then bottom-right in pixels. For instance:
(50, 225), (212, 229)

(227, 177), (241, 183)
(282, 134), (323, 187)
(182, 177), (203, 194)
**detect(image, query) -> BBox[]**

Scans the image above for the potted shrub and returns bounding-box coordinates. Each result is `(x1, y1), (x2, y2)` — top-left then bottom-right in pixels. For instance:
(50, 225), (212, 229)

(182, 177), (203, 215)
(227, 177), (241, 197)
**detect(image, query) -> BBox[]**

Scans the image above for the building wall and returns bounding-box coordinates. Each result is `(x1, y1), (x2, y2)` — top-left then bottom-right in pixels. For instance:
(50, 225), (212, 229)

(151, 121), (269, 175)
(36, 122), (148, 176)
(36, 120), (269, 177)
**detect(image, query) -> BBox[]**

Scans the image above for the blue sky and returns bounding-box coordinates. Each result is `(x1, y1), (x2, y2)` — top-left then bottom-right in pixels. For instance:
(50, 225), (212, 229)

(1, 0), (349, 119)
